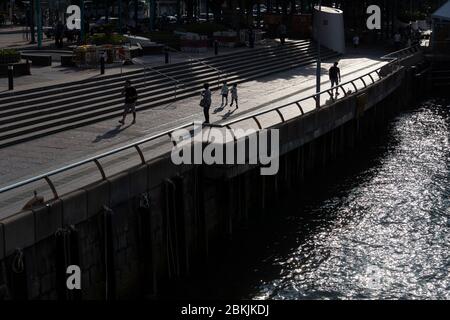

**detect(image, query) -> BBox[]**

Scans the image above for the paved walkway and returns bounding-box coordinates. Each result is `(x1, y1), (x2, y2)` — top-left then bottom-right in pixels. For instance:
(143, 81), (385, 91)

(0, 48), (387, 218)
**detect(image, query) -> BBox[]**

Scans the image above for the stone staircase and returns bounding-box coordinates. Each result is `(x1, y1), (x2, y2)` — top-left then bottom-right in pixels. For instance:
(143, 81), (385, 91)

(0, 40), (340, 148)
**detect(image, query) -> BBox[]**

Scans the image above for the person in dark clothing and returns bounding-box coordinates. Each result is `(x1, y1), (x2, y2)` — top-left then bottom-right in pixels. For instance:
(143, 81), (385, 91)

(248, 27), (255, 48)
(119, 80), (138, 125)
(329, 61), (341, 96)
(200, 83), (212, 124)
(55, 21), (65, 48)
(278, 23), (287, 45)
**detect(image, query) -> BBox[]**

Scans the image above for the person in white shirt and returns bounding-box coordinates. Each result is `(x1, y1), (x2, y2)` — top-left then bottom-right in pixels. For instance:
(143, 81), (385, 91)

(230, 83), (238, 109)
(221, 81), (229, 106)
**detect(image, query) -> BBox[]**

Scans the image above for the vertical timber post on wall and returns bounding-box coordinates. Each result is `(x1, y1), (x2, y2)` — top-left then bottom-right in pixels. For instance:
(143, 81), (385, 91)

(103, 206), (116, 301)
(136, 192), (154, 297)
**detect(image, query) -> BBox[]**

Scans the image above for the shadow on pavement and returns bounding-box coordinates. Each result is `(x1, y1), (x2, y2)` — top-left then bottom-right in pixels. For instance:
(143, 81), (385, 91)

(222, 107), (238, 119)
(92, 124), (133, 143)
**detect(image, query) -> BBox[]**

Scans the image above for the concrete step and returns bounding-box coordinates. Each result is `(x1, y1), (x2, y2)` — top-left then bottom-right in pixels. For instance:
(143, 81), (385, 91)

(0, 51), (338, 133)
(0, 40), (340, 147)
(0, 45), (332, 119)
(0, 52), (339, 148)
(0, 40), (311, 102)
(0, 42), (321, 111)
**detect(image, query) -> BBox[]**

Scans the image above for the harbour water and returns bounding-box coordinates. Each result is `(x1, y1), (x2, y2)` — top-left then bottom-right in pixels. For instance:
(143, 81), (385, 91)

(172, 98), (450, 300)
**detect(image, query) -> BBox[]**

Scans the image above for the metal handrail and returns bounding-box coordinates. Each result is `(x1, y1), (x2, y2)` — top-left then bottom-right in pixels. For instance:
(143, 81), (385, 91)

(215, 60), (403, 132)
(131, 57), (180, 99)
(0, 59), (403, 202)
(116, 52), (180, 98)
(0, 122), (194, 196)
(381, 44), (421, 61)
(165, 45), (227, 88)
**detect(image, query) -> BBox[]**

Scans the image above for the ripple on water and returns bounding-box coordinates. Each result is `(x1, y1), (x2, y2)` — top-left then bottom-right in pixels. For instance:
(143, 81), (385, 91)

(250, 100), (450, 300)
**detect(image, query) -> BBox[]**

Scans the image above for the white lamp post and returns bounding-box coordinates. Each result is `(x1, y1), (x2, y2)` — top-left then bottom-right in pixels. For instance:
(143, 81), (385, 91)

(316, 0), (322, 107)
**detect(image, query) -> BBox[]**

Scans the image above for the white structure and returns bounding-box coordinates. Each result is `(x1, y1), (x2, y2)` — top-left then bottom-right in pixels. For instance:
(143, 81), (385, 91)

(432, 1), (450, 21)
(431, 0), (450, 53)
(313, 6), (345, 54)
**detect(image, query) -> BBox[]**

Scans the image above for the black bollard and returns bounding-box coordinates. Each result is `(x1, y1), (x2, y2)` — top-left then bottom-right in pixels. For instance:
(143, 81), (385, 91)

(214, 40), (219, 55)
(100, 56), (105, 75)
(8, 64), (13, 90)
(164, 49), (169, 64)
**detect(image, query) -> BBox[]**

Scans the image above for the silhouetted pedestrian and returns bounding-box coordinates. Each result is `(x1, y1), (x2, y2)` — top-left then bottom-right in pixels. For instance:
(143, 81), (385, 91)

(353, 34), (360, 48)
(329, 61), (341, 96)
(278, 23), (287, 45)
(394, 32), (402, 51)
(248, 27), (255, 48)
(200, 83), (212, 123)
(230, 84), (238, 109)
(55, 21), (64, 48)
(119, 80), (138, 125)
(221, 81), (229, 106)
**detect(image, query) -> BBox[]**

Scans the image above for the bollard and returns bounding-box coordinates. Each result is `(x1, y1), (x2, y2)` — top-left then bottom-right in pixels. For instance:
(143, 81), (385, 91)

(8, 64), (14, 90)
(100, 56), (105, 75)
(164, 49), (169, 64)
(214, 40), (218, 55)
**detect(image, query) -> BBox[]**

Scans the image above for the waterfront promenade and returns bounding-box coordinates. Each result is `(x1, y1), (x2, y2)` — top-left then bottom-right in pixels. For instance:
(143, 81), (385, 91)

(0, 48), (387, 218)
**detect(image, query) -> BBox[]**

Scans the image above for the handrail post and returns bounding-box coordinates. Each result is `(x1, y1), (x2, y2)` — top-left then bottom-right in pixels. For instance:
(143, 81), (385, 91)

(44, 176), (59, 200)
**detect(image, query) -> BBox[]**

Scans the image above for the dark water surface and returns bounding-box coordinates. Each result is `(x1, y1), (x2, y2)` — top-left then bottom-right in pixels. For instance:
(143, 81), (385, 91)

(176, 99), (450, 300)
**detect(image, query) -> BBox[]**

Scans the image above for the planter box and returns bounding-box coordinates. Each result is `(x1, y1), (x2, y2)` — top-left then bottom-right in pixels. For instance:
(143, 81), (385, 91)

(180, 39), (208, 53)
(61, 55), (75, 67)
(142, 44), (164, 55)
(0, 60), (31, 77)
(20, 53), (52, 66)
(213, 31), (239, 48)
(0, 54), (20, 65)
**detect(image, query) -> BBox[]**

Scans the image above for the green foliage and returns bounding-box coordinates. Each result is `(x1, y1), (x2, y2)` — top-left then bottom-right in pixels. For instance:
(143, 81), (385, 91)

(0, 48), (20, 64)
(0, 48), (19, 57)
(87, 33), (125, 45)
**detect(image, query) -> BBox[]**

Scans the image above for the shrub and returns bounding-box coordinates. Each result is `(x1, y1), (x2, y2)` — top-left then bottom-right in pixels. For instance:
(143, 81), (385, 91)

(87, 33), (125, 45)
(0, 48), (20, 64)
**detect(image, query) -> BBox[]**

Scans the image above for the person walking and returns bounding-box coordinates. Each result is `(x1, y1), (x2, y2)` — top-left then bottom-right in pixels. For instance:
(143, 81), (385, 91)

(248, 27), (255, 48)
(329, 61), (341, 96)
(278, 22), (287, 45)
(394, 31), (402, 51)
(353, 34), (360, 48)
(230, 83), (238, 109)
(55, 21), (64, 48)
(200, 83), (212, 123)
(119, 80), (138, 125)
(220, 81), (229, 107)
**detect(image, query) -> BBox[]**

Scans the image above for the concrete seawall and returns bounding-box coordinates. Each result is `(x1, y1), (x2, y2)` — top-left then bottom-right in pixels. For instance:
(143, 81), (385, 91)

(0, 57), (430, 300)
